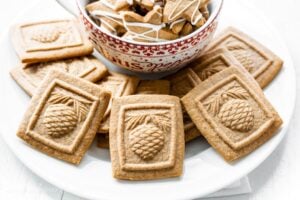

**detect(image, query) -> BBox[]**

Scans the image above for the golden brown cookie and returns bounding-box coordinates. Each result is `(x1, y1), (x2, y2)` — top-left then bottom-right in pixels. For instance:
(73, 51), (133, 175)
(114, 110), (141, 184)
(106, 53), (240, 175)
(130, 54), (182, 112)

(167, 67), (200, 98)
(95, 0), (131, 11)
(122, 5), (178, 42)
(11, 20), (94, 65)
(200, 5), (210, 20)
(163, 0), (208, 27)
(180, 22), (194, 36)
(16, 70), (111, 165)
(96, 72), (140, 133)
(207, 27), (283, 88)
(10, 56), (108, 96)
(135, 0), (156, 11)
(182, 67), (283, 162)
(170, 19), (186, 34)
(110, 95), (184, 180)
(86, 1), (127, 36)
(167, 48), (247, 141)
(136, 80), (170, 95)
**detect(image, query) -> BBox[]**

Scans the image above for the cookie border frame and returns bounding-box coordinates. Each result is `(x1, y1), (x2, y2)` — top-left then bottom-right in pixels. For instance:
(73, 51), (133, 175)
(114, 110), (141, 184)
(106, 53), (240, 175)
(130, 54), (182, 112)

(26, 79), (99, 154)
(195, 74), (275, 150)
(118, 103), (177, 171)
(16, 70), (111, 164)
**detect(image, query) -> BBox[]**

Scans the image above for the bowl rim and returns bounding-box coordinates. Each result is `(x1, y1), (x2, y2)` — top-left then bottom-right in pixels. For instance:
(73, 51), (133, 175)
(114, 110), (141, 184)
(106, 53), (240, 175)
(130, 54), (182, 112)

(78, 0), (224, 46)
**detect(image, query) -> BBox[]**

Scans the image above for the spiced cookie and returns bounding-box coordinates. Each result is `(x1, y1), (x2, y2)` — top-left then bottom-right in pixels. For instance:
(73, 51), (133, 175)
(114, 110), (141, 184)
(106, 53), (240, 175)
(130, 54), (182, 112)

(16, 70), (111, 164)
(110, 95), (184, 180)
(11, 20), (93, 64)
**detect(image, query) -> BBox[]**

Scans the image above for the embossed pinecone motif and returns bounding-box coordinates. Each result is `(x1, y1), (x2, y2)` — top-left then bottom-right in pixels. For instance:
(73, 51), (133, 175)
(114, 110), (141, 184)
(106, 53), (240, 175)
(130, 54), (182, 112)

(42, 92), (90, 137)
(43, 104), (78, 137)
(218, 99), (254, 132)
(31, 28), (61, 43)
(231, 50), (255, 72)
(226, 40), (258, 73)
(129, 124), (165, 161)
(204, 84), (255, 132)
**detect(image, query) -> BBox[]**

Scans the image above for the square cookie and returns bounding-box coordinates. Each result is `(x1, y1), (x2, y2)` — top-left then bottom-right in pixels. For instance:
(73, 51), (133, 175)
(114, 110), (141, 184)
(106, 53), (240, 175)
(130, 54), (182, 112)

(136, 80), (170, 95)
(167, 48), (246, 141)
(182, 67), (282, 161)
(110, 95), (184, 180)
(207, 27), (283, 88)
(168, 67), (201, 98)
(11, 20), (93, 64)
(96, 72), (140, 133)
(10, 56), (108, 96)
(16, 70), (111, 164)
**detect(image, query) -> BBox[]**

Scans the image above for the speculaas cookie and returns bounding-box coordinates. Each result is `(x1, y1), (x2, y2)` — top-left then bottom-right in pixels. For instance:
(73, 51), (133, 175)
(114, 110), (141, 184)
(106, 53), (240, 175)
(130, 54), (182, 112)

(168, 48), (244, 97)
(207, 27), (283, 88)
(167, 48), (246, 141)
(180, 22), (194, 36)
(110, 95), (184, 180)
(16, 70), (111, 164)
(86, 1), (127, 36)
(96, 72), (140, 133)
(10, 56), (108, 96)
(122, 5), (178, 42)
(163, 0), (208, 27)
(11, 20), (93, 64)
(136, 80), (170, 95)
(182, 67), (283, 162)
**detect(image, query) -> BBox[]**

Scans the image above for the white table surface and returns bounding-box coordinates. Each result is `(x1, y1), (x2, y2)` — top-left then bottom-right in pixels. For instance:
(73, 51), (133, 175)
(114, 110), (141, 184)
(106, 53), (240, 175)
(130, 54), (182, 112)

(0, 0), (300, 199)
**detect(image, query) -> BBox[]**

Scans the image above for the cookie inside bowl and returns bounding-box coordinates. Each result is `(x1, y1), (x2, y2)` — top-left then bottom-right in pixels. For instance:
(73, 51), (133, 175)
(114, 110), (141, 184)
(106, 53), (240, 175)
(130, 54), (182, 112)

(80, 0), (219, 43)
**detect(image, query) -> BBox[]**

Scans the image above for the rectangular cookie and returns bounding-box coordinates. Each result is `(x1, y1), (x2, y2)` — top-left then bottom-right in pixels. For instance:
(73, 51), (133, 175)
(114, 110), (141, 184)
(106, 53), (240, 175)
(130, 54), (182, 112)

(136, 80), (170, 95)
(207, 27), (283, 88)
(11, 19), (93, 64)
(167, 48), (246, 141)
(168, 67), (201, 98)
(10, 56), (108, 96)
(182, 67), (283, 162)
(16, 70), (111, 164)
(110, 95), (184, 180)
(96, 72), (140, 133)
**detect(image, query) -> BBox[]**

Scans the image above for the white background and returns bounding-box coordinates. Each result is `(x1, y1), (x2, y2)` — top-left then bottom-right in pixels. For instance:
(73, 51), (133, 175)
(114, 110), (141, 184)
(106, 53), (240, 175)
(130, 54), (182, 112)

(0, 0), (300, 199)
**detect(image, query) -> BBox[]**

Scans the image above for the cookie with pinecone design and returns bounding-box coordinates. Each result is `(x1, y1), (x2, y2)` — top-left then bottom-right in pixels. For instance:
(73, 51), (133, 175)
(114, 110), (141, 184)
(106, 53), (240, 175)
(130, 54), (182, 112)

(166, 48), (248, 142)
(10, 55), (108, 96)
(109, 95), (184, 180)
(16, 70), (111, 164)
(11, 19), (93, 65)
(182, 67), (282, 162)
(207, 27), (283, 89)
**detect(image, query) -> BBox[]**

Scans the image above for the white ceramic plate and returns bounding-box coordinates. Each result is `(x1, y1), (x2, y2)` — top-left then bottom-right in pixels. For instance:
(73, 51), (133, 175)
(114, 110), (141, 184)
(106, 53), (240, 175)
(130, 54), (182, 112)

(0, 0), (296, 199)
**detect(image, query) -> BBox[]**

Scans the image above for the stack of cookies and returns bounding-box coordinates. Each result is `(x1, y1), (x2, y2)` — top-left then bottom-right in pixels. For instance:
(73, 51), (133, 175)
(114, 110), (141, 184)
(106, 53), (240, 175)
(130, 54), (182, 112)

(86, 0), (210, 42)
(10, 17), (283, 180)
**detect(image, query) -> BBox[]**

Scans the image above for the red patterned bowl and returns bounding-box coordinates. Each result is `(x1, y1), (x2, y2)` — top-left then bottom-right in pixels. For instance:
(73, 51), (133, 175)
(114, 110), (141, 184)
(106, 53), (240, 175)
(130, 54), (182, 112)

(77, 0), (223, 73)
